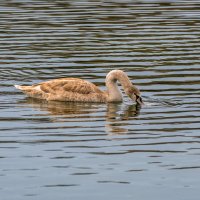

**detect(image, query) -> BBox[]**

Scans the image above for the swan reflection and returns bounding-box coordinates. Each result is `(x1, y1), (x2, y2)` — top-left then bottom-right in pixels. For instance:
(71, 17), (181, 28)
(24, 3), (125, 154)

(20, 98), (141, 135)
(106, 103), (141, 135)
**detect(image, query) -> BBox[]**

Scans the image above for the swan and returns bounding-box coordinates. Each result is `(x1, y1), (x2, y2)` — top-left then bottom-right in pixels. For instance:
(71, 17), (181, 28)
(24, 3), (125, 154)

(14, 70), (143, 104)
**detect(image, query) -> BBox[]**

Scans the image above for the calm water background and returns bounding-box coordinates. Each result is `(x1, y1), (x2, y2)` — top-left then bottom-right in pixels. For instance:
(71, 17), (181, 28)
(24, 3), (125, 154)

(0, 0), (200, 199)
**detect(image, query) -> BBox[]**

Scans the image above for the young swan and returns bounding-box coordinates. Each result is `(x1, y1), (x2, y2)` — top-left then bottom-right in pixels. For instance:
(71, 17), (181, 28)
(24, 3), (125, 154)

(14, 70), (143, 104)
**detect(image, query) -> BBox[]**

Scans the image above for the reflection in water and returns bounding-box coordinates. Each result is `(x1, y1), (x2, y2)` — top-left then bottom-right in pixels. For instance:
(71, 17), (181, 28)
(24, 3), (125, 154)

(22, 98), (96, 116)
(106, 103), (141, 135)
(20, 97), (141, 135)
(1, 0), (200, 199)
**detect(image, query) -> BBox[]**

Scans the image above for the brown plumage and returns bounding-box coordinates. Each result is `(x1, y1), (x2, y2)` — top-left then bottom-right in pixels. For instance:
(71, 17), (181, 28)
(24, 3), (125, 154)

(14, 70), (143, 104)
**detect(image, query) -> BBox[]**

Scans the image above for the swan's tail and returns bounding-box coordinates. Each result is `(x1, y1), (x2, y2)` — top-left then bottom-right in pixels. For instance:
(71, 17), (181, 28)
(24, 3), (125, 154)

(14, 84), (33, 90)
(14, 84), (45, 99)
(14, 84), (22, 90)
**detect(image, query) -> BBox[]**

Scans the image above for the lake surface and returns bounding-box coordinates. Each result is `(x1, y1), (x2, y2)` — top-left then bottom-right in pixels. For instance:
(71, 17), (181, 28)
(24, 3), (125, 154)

(0, 0), (200, 199)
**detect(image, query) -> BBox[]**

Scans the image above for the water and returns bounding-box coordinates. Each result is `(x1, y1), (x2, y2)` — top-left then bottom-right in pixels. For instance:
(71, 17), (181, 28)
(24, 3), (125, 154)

(0, 0), (200, 199)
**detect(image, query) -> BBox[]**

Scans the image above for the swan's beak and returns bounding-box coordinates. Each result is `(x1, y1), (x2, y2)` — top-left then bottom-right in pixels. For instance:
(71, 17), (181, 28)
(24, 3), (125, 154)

(136, 95), (144, 105)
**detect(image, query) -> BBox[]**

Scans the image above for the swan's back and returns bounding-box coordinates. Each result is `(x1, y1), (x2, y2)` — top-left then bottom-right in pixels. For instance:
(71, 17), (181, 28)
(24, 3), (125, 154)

(39, 78), (102, 94)
(15, 78), (107, 102)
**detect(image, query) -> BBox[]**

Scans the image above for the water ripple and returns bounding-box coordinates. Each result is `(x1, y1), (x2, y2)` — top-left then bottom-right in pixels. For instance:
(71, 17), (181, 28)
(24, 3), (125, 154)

(1, 1), (200, 199)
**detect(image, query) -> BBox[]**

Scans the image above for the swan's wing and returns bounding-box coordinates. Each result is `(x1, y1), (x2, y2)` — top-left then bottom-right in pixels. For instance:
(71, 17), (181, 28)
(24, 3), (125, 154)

(37, 78), (103, 95)
(15, 78), (106, 102)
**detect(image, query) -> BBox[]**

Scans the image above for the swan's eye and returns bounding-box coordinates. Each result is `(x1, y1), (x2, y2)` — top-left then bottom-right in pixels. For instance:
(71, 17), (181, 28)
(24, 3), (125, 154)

(136, 95), (143, 104)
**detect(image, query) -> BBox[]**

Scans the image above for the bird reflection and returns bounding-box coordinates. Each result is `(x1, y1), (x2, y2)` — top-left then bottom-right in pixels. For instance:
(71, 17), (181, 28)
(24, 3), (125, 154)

(20, 98), (141, 135)
(105, 103), (141, 135)
(23, 98), (93, 115)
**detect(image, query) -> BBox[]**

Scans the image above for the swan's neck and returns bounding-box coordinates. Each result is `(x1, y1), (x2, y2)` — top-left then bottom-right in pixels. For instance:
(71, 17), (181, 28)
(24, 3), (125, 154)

(106, 79), (123, 102)
(105, 70), (134, 102)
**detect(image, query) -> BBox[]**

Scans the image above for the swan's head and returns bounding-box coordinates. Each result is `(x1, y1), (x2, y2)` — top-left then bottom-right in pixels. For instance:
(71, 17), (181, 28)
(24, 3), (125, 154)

(126, 87), (144, 105)
(106, 69), (144, 104)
